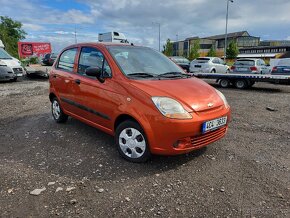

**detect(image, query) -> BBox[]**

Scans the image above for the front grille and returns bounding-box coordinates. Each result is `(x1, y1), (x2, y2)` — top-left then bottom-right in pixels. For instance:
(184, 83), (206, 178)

(190, 126), (227, 147)
(13, 68), (23, 73)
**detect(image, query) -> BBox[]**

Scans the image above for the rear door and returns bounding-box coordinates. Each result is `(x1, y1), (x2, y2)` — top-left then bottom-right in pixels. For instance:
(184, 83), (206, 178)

(51, 47), (79, 113)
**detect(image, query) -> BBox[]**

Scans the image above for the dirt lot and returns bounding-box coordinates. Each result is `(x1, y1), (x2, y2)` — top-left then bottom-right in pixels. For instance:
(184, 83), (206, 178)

(0, 77), (289, 217)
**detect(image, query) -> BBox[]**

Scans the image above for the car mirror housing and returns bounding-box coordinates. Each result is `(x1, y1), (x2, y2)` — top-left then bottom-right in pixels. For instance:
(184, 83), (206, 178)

(85, 67), (102, 77)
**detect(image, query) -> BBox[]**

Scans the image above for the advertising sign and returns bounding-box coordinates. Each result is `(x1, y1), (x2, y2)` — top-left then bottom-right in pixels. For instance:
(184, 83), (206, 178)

(18, 42), (52, 58)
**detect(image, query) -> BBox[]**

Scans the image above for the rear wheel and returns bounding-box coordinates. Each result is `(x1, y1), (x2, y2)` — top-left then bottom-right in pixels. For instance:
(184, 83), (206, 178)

(219, 78), (231, 88)
(51, 97), (68, 123)
(115, 120), (151, 162)
(235, 79), (248, 89)
(210, 69), (216, 73)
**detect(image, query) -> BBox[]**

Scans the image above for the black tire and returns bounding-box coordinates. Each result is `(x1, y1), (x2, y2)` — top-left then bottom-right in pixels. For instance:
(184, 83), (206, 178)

(210, 69), (216, 73)
(234, 79), (248, 89)
(219, 78), (230, 88)
(11, 77), (17, 82)
(51, 97), (68, 123)
(115, 120), (151, 163)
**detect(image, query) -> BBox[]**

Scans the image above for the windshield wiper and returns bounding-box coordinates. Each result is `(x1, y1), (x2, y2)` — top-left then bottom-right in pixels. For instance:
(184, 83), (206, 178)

(127, 72), (156, 78)
(158, 72), (190, 78)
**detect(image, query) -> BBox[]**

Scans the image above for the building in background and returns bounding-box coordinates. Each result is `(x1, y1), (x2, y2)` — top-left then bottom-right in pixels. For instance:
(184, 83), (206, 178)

(172, 31), (290, 59)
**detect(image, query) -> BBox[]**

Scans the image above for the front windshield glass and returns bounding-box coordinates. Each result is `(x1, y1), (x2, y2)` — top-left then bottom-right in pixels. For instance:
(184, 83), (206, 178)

(0, 48), (12, 59)
(107, 46), (184, 77)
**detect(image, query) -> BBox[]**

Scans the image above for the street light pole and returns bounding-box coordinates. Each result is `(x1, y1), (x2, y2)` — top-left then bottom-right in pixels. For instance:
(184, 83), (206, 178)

(224, 0), (233, 61)
(153, 22), (161, 52)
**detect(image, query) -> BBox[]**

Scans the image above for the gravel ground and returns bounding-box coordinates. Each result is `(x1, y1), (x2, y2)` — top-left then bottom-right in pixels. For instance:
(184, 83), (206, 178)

(0, 77), (289, 217)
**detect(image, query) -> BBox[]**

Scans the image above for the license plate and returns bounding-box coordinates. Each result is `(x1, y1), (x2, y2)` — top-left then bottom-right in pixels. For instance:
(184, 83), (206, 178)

(16, 73), (23, 77)
(238, 67), (248, 71)
(202, 116), (227, 133)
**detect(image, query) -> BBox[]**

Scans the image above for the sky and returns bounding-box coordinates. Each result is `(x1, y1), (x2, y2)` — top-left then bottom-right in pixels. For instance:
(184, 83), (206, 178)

(1, 0), (290, 52)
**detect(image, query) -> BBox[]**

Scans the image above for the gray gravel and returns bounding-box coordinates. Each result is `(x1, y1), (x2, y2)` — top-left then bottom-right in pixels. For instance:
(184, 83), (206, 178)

(0, 78), (289, 217)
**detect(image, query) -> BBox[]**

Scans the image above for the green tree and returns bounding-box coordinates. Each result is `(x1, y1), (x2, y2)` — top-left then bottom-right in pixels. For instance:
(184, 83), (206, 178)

(189, 39), (200, 60)
(226, 41), (239, 59)
(0, 16), (27, 57)
(162, 38), (173, 56)
(206, 46), (217, 57)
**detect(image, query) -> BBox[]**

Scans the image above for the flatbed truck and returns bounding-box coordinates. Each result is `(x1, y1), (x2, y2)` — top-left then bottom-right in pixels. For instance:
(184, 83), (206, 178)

(191, 72), (290, 89)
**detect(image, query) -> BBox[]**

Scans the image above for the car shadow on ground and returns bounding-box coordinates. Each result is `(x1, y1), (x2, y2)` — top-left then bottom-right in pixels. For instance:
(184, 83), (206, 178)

(0, 113), (206, 182)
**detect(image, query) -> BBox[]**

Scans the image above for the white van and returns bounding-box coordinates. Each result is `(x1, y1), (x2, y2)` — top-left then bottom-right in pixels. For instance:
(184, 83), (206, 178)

(98, 32), (129, 44)
(0, 43), (24, 81)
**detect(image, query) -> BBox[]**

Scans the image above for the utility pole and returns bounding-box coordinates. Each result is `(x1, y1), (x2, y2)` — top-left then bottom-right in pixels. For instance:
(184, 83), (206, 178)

(152, 22), (161, 52)
(224, 0), (234, 61)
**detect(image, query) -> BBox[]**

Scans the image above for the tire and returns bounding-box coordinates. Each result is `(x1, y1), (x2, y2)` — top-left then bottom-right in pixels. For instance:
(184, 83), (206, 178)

(11, 77), (17, 82)
(226, 69), (230, 74)
(115, 120), (151, 163)
(210, 69), (216, 73)
(51, 97), (68, 123)
(234, 79), (248, 89)
(219, 78), (230, 88)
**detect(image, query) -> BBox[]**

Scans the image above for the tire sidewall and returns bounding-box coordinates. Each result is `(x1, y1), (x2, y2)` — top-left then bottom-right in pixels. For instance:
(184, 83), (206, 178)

(115, 120), (151, 163)
(51, 97), (67, 123)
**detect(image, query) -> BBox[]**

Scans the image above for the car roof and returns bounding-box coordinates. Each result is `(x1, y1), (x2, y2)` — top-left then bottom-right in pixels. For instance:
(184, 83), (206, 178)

(236, 58), (260, 61)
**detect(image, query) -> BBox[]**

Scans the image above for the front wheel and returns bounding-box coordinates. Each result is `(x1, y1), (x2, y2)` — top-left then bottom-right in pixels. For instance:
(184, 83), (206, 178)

(51, 97), (68, 123)
(234, 79), (248, 89)
(115, 120), (151, 163)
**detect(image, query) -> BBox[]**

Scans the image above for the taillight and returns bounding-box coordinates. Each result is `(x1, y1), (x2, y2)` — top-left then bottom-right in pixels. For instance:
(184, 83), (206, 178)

(231, 66), (236, 70)
(250, 66), (258, 71)
(272, 66), (277, 71)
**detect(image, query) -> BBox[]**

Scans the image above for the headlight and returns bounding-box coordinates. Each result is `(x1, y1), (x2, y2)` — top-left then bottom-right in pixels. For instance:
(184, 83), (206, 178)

(215, 89), (229, 108)
(152, 97), (192, 119)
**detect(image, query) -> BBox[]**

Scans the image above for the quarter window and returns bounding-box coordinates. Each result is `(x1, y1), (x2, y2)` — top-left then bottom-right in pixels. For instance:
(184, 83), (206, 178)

(57, 48), (77, 72)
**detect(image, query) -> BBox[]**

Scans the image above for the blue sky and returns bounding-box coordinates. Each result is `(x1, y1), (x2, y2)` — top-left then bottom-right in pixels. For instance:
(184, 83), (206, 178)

(1, 0), (290, 52)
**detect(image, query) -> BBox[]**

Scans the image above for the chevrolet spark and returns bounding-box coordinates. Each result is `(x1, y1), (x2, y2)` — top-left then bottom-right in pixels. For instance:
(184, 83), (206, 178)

(49, 43), (231, 162)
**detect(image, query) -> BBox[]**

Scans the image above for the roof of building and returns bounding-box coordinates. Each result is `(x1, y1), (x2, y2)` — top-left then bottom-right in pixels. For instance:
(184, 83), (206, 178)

(184, 36), (199, 41)
(204, 31), (250, 40)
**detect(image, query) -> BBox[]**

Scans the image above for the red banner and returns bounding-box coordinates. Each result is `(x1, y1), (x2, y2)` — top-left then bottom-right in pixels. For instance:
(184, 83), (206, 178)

(18, 42), (52, 58)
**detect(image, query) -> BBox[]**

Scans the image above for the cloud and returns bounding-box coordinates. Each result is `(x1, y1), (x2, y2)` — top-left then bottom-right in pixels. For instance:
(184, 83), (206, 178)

(23, 23), (45, 31)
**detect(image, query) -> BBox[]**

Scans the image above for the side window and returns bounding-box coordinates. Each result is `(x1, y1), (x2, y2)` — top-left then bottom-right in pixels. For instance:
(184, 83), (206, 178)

(212, 58), (219, 64)
(78, 47), (112, 77)
(257, 60), (261, 66)
(260, 60), (265, 66)
(57, 48), (77, 72)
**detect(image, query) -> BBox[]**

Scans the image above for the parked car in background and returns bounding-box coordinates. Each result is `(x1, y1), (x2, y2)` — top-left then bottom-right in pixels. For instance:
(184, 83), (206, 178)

(49, 43), (230, 162)
(231, 58), (271, 74)
(0, 48), (24, 81)
(271, 58), (290, 75)
(169, 56), (190, 72)
(42, 53), (58, 66)
(190, 57), (229, 74)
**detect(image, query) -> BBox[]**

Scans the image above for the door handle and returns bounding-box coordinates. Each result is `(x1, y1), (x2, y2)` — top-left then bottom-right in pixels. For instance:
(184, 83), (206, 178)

(75, 79), (81, 85)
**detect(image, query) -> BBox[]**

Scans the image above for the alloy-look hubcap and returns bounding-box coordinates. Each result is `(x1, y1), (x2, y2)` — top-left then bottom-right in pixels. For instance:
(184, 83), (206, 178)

(52, 100), (61, 120)
(119, 128), (146, 159)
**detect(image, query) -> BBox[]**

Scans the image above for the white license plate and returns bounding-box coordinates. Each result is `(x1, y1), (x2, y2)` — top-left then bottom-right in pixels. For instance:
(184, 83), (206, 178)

(238, 67), (248, 71)
(202, 116), (227, 133)
(16, 73), (23, 77)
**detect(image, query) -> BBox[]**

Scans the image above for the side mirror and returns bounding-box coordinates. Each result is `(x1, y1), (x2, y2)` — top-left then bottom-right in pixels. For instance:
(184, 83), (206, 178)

(85, 67), (101, 77)
(85, 67), (105, 83)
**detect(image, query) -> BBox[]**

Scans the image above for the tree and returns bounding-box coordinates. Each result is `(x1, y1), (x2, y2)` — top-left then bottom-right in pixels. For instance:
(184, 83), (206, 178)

(226, 41), (239, 59)
(0, 16), (27, 57)
(162, 39), (173, 56)
(207, 46), (217, 57)
(189, 39), (200, 60)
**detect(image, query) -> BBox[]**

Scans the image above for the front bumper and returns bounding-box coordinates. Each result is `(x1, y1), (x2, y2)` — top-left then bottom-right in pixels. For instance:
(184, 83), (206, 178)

(0, 66), (17, 81)
(145, 106), (231, 155)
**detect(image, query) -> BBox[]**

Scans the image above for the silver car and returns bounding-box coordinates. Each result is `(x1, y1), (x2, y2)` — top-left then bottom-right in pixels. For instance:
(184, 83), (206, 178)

(231, 58), (271, 74)
(190, 57), (230, 73)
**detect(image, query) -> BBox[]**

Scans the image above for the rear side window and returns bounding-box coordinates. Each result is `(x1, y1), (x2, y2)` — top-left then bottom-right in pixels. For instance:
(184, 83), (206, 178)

(277, 59), (290, 66)
(235, 60), (255, 66)
(57, 48), (77, 72)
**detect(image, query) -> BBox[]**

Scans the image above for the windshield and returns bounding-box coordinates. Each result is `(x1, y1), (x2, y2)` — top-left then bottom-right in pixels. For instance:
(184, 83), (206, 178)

(192, 58), (210, 63)
(235, 60), (255, 66)
(277, 59), (290, 66)
(0, 48), (12, 59)
(107, 46), (184, 77)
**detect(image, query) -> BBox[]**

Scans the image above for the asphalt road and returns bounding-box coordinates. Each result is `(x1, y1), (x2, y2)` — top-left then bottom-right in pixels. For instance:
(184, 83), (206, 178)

(0, 77), (289, 217)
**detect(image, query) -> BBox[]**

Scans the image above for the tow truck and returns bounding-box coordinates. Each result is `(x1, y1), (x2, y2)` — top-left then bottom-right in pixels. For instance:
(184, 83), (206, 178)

(191, 72), (290, 89)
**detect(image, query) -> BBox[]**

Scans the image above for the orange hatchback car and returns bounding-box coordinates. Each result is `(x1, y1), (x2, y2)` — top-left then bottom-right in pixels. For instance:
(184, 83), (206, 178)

(49, 43), (231, 162)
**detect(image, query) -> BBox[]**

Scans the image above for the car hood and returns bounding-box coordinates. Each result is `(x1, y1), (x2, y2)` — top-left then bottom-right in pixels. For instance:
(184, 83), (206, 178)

(0, 58), (22, 68)
(129, 77), (224, 112)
